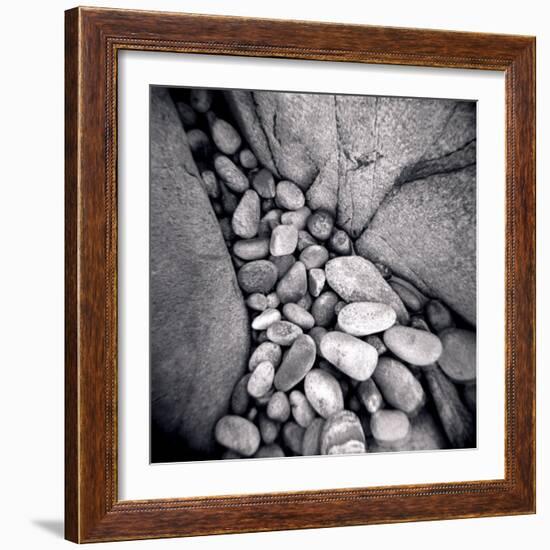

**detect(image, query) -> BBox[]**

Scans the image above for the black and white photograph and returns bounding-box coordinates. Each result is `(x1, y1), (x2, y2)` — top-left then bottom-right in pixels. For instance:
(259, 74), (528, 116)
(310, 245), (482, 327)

(150, 85), (477, 463)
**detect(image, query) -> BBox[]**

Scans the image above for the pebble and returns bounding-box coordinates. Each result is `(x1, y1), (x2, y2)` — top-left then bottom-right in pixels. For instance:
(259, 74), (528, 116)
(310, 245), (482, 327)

(252, 168), (276, 199)
(290, 390), (317, 428)
(325, 256), (409, 323)
(175, 101), (197, 127)
(328, 229), (352, 255)
(276, 180), (306, 210)
(311, 291), (339, 327)
(249, 341), (282, 370)
(320, 331), (378, 381)
(206, 113), (241, 155)
(266, 292), (280, 309)
(357, 378), (384, 413)
(308, 326), (327, 356)
(189, 89), (213, 113)
(364, 334), (387, 355)
(281, 206), (311, 230)
(296, 293), (312, 310)
(383, 325), (443, 366)
(307, 210), (334, 241)
(215, 415), (261, 456)
(372, 357), (425, 415)
(220, 182), (238, 214)
(269, 254), (295, 280)
(258, 413), (279, 444)
(299, 245), (329, 269)
(426, 300), (454, 332)
(201, 170), (220, 199)
(214, 155), (249, 193)
(231, 374), (251, 415)
(304, 368), (344, 418)
(274, 334), (316, 391)
(246, 293), (268, 311)
(258, 209), (282, 237)
(302, 418), (325, 455)
(262, 198), (275, 213)
(237, 260), (278, 294)
(251, 308), (282, 330)
(254, 444), (285, 458)
(219, 217), (234, 242)
(320, 410), (366, 455)
(438, 328), (476, 383)
(389, 279), (426, 312)
(282, 422), (305, 455)
(247, 361), (275, 397)
(232, 190), (261, 238)
(410, 315), (431, 332)
(247, 407), (258, 422)
(282, 303), (315, 330)
(297, 230), (318, 252)
(239, 149), (258, 170)
(334, 301), (347, 316)
(270, 224), (299, 256)
(308, 268), (325, 298)
(266, 320), (303, 346)
(370, 410), (410, 444)
(187, 128), (210, 158)
(267, 391), (291, 422)
(233, 238), (270, 260)
(276, 261), (307, 304)
(337, 302), (397, 336)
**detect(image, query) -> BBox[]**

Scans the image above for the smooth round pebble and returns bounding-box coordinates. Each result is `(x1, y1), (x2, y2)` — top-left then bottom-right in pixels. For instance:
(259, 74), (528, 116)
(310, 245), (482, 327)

(240, 148), (258, 169)
(266, 292), (280, 309)
(282, 303), (315, 330)
(246, 293), (268, 311)
(249, 341), (282, 370)
(320, 331), (378, 381)
(302, 417), (325, 456)
(270, 224), (299, 256)
(254, 444), (285, 458)
(389, 280), (425, 312)
(175, 101), (197, 127)
(187, 128), (210, 158)
(297, 230), (318, 251)
(251, 308), (281, 330)
(270, 254), (295, 280)
(308, 326), (327, 356)
(289, 390), (316, 428)
(282, 421), (305, 455)
(328, 229), (352, 255)
(189, 89), (213, 112)
(438, 328), (476, 383)
(267, 391), (291, 422)
(281, 206), (311, 230)
(219, 182), (238, 214)
(266, 320), (303, 346)
(337, 302), (397, 336)
(258, 209), (282, 237)
(299, 245), (329, 269)
(233, 238), (270, 260)
(237, 260), (278, 294)
(307, 210), (334, 241)
(258, 413), (279, 444)
(370, 410), (410, 444)
(320, 410), (366, 455)
(215, 415), (261, 457)
(276, 261), (307, 304)
(296, 293), (312, 311)
(214, 155), (249, 193)
(304, 368), (344, 419)
(208, 115), (241, 155)
(311, 291), (339, 327)
(276, 180), (305, 210)
(252, 168), (276, 199)
(426, 300), (454, 332)
(232, 190), (261, 238)
(274, 334), (316, 391)
(410, 315), (431, 332)
(247, 361), (275, 398)
(383, 325), (443, 366)
(308, 268), (326, 297)
(357, 378), (384, 414)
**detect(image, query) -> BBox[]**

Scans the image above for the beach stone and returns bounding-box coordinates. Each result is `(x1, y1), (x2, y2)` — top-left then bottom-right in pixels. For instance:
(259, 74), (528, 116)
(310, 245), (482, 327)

(258, 209), (282, 237)
(190, 89), (213, 112)
(297, 293), (313, 311)
(426, 300), (455, 333)
(214, 154), (249, 193)
(252, 168), (276, 199)
(410, 315), (431, 332)
(269, 254), (295, 281)
(274, 334), (316, 391)
(249, 341), (282, 371)
(302, 418), (325, 455)
(247, 361), (275, 397)
(282, 303), (315, 330)
(383, 325), (443, 366)
(438, 328), (476, 383)
(276, 180), (306, 210)
(251, 308), (281, 330)
(308, 326), (327, 356)
(240, 148), (258, 169)
(267, 391), (291, 422)
(328, 229), (352, 255)
(389, 281), (424, 312)
(266, 292), (280, 309)
(297, 230), (318, 251)
(187, 128), (210, 159)
(232, 190), (261, 238)
(307, 210), (334, 241)
(237, 260), (278, 294)
(311, 291), (339, 327)
(299, 245), (329, 269)
(370, 410), (410, 444)
(208, 114), (241, 155)
(304, 368), (345, 418)
(357, 379), (384, 414)
(364, 334), (387, 356)
(325, 256), (409, 323)
(281, 206), (311, 230)
(270, 224), (298, 256)
(320, 331), (378, 380)
(219, 217), (235, 242)
(201, 170), (220, 199)
(290, 390), (317, 428)
(233, 238), (270, 260)
(337, 302), (397, 336)
(308, 268), (326, 297)
(246, 293), (268, 311)
(372, 357), (426, 415)
(266, 321), (303, 346)
(219, 182), (239, 215)
(231, 374), (251, 415)
(320, 410), (366, 455)
(282, 422), (305, 455)
(276, 261), (307, 304)
(175, 101), (197, 127)
(254, 444), (285, 458)
(150, 88), (249, 458)
(215, 415), (261, 456)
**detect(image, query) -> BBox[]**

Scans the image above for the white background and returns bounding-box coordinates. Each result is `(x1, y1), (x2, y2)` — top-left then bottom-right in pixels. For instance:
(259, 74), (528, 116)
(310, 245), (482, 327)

(0, 0), (547, 549)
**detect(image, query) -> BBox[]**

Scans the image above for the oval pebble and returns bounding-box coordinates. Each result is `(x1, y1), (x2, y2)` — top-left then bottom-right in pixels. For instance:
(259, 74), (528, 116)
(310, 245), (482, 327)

(267, 391), (291, 422)
(175, 101), (197, 127)
(252, 168), (276, 199)
(282, 303), (315, 330)
(320, 331), (378, 381)
(240, 148), (258, 169)
(282, 421), (305, 455)
(320, 410), (366, 455)
(297, 230), (318, 251)
(383, 325), (443, 366)
(438, 328), (476, 383)
(251, 308), (281, 330)
(258, 209), (282, 237)
(201, 170), (220, 199)
(247, 361), (275, 398)
(237, 260), (278, 294)
(357, 378), (384, 414)
(231, 374), (251, 415)
(232, 190), (260, 238)
(308, 326), (327, 356)
(281, 206), (311, 230)
(274, 334), (316, 391)
(304, 368), (344, 419)
(233, 238), (269, 260)
(370, 410), (410, 444)
(276, 261), (307, 304)
(308, 268), (326, 298)
(337, 302), (397, 336)
(246, 293), (268, 311)
(249, 342), (282, 371)
(266, 292), (280, 309)
(426, 300), (454, 332)
(189, 89), (213, 113)
(266, 321), (303, 346)
(254, 444), (285, 458)
(258, 413), (279, 444)
(290, 390), (316, 428)
(270, 224), (298, 256)
(208, 115), (242, 155)
(372, 357), (425, 415)
(307, 210), (334, 241)
(311, 291), (339, 327)
(296, 293), (312, 311)
(214, 155), (249, 193)
(220, 182), (238, 215)
(215, 415), (261, 457)
(389, 280), (425, 312)
(302, 417), (325, 455)
(187, 128), (210, 158)
(276, 180), (305, 210)
(269, 254), (295, 280)
(299, 245), (329, 269)
(328, 229), (352, 255)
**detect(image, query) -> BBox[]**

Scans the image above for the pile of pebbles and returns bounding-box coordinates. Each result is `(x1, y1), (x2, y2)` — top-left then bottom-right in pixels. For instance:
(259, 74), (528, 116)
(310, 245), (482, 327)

(174, 88), (477, 460)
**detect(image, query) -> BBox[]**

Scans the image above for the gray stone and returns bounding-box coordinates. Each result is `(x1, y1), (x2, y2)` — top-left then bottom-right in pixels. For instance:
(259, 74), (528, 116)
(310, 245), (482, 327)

(237, 260), (278, 294)
(215, 415), (261, 456)
(274, 334), (317, 391)
(270, 224), (298, 256)
(276, 261), (307, 304)
(276, 180), (306, 210)
(232, 190), (261, 238)
(214, 154), (249, 193)
(252, 168), (276, 199)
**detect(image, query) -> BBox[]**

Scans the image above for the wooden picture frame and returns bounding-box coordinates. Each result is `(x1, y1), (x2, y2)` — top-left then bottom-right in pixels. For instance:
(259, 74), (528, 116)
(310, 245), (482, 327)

(65, 6), (536, 543)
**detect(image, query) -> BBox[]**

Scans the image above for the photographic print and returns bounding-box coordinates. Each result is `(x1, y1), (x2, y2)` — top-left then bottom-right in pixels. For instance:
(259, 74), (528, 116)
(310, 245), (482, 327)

(150, 85), (477, 463)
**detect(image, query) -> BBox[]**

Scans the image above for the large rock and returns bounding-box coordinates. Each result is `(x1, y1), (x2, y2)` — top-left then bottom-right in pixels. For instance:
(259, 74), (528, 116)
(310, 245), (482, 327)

(356, 165), (476, 325)
(224, 90), (468, 237)
(150, 87), (250, 459)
